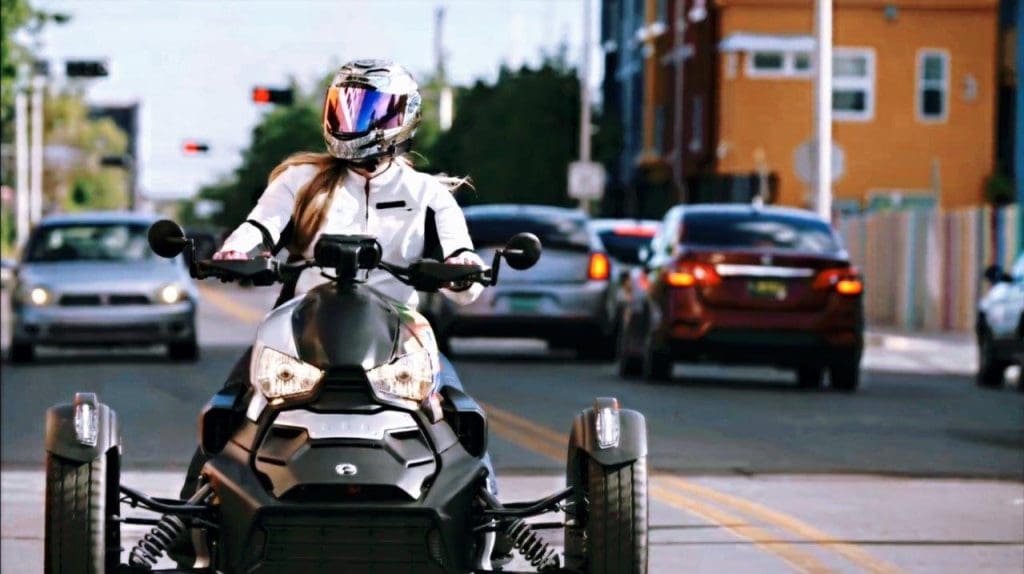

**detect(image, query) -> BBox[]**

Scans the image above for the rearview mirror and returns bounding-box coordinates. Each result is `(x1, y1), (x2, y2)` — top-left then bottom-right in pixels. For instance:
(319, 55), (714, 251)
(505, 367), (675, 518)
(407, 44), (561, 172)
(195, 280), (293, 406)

(983, 264), (1012, 284)
(148, 220), (189, 258)
(502, 233), (542, 270)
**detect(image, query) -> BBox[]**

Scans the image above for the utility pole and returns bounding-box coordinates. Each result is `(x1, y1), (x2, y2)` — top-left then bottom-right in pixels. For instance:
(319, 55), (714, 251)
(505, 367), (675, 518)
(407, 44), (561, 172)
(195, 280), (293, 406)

(29, 74), (45, 224)
(435, 6), (453, 131)
(15, 85), (30, 247)
(579, 0), (593, 213)
(813, 0), (833, 220)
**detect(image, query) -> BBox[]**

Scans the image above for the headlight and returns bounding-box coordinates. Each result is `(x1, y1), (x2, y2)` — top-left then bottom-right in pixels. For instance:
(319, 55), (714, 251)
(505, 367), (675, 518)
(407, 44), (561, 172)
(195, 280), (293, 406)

(29, 287), (50, 306)
(252, 346), (325, 402)
(158, 284), (183, 304)
(17, 285), (51, 306)
(365, 321), (440, 405)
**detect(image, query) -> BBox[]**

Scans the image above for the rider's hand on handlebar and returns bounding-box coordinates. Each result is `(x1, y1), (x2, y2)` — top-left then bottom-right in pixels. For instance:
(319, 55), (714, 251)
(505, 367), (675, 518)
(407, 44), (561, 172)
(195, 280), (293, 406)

(213, 250), (248, 261)
(444, 251), (484, 291)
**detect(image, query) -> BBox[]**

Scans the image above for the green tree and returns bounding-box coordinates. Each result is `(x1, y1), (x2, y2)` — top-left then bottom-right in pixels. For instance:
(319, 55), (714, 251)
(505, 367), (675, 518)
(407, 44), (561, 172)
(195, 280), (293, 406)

(426, 59), (581, 207)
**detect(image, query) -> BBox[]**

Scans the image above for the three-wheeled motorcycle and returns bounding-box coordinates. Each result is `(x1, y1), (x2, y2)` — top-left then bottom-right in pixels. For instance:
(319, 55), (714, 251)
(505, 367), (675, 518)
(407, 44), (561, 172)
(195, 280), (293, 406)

(43, 220), (649, 573)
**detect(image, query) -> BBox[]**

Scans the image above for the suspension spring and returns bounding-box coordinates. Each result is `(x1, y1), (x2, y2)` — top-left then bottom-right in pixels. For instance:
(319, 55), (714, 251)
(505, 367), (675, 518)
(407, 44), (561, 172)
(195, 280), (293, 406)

(127, 483), (212, 569)
(128, 514), (187, 568)
(507, 518), (560, 572)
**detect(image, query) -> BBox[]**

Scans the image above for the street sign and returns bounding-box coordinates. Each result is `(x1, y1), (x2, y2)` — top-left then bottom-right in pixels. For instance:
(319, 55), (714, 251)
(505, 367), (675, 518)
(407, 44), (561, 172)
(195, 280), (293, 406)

(568, 161), (607, 201)
(794, 140), (845, 185)
(66, 60), (109, 78)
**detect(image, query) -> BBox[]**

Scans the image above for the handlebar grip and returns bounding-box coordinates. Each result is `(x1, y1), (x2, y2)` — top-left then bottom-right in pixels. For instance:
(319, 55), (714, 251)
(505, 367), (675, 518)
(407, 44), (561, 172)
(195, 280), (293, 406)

(195, 258), (279, 285)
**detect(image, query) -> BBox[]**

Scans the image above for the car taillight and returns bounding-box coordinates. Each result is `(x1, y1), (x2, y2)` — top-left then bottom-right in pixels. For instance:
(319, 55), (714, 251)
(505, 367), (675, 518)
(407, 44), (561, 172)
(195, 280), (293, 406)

(588, 252), (610, 281)
(666, 262), (721, 288)
(813, 267), (863, 296)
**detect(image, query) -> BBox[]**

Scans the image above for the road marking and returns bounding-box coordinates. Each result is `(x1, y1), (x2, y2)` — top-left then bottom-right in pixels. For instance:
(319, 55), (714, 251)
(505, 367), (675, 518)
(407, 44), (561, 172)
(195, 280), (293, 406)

(483, 401), (904, 574)
(198, 284), (265, 323)
(649, 483), (836, 574)
(660, 475), (904, 574)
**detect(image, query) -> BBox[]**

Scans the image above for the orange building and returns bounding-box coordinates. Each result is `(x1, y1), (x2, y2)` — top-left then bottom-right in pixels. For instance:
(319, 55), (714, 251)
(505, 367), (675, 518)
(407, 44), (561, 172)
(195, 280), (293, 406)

(714, 0), (999, 210)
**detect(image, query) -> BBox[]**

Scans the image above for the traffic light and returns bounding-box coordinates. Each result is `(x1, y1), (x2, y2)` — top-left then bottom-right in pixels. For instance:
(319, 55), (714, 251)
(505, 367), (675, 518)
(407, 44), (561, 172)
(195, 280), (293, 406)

(252, 87), (293, 105)
(182, 141), (210, 155)
(66, 60), (109, 78)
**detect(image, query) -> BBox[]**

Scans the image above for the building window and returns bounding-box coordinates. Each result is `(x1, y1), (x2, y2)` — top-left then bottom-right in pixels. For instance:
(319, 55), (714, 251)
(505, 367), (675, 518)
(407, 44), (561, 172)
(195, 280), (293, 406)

(746, 51), (813, 78)
(917, 50), (949, 122)
(832, 48), (875, 121)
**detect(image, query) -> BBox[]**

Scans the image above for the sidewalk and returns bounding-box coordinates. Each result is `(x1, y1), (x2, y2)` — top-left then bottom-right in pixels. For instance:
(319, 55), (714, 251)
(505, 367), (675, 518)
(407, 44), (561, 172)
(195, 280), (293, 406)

(864, 327), (980, 377)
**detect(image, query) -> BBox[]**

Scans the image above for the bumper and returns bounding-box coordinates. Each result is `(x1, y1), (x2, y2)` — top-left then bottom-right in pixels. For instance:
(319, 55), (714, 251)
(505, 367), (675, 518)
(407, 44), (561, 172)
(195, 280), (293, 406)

(13, 301), (195, 345)
(205, 438), (485, 574)
(660, 305), (863, 366)
(427, 281), (613, 339)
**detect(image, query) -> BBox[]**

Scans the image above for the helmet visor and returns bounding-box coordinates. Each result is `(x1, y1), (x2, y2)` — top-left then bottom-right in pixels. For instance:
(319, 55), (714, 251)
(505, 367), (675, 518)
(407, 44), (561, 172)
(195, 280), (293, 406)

(324, 85), (408, 138)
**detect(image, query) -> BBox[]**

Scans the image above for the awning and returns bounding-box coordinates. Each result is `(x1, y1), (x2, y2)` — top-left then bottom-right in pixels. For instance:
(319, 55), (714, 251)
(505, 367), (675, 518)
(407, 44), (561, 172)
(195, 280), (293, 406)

(719, 32), (815, 53)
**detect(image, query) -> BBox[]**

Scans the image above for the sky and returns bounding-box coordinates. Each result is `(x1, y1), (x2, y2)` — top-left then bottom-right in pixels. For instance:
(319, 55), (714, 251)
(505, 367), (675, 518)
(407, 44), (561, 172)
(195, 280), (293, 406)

(33, 0), (602, 200)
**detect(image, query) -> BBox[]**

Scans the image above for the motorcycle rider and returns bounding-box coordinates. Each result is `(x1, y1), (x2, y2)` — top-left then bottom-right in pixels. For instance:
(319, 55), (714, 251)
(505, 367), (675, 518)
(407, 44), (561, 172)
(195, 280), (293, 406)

(177, 59), (488, 519)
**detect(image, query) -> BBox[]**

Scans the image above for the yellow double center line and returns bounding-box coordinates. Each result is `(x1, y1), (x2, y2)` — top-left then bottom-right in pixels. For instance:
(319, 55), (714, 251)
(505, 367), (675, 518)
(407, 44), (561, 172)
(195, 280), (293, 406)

(482, 401), (903, 574)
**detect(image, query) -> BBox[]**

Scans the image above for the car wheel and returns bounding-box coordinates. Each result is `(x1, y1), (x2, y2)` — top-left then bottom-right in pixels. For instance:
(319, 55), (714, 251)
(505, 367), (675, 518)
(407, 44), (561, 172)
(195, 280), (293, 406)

(829, 354), (861, 392)
(578, 333), (617, 362)
(977, 331), (1008, 388)
(168, 338), (199, 362)
(642, 343), (672, 382)
(9, 341), (35, 363)
(796, 365), (824, 389)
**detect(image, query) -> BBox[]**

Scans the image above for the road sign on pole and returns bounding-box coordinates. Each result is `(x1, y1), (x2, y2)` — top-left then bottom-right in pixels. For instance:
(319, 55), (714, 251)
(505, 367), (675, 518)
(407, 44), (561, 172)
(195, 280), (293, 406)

(568, 161), (606, 201)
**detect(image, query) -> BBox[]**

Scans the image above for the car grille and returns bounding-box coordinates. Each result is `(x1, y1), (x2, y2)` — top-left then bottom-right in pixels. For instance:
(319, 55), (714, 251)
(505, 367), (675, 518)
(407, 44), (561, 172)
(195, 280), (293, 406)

(248, 512), (446, 573)
(50, 324), (162, 340)
(59, 293), (151, 306)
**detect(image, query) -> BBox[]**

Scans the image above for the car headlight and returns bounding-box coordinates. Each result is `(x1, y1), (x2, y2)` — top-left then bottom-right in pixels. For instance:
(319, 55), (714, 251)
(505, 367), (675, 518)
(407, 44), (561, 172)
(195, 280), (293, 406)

(158, 283), (184, 304)
(252, 346), (325, 403)
(17, 285), (51, 306)
(365, 322), (440, 406)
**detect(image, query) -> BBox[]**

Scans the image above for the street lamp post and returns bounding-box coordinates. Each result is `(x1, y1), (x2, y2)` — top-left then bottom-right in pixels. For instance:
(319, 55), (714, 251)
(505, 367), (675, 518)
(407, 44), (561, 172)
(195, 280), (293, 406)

(813, 0), (833, 220)
(15, 84), (30, 247)
(29, 74), (45, 224)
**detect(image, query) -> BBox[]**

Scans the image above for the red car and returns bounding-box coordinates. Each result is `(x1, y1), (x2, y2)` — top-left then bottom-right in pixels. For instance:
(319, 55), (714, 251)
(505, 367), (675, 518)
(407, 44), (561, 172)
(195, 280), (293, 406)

(618, 204), (864, 390)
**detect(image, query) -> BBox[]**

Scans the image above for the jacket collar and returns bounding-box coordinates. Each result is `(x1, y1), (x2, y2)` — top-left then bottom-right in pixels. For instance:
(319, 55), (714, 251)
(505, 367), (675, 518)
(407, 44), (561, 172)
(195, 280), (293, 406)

(345, 160), (403, 189)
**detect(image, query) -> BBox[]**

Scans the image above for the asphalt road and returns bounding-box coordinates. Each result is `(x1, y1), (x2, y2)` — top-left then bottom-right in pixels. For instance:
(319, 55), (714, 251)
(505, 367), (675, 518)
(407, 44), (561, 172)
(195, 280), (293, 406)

(2, 284), (1022, 573)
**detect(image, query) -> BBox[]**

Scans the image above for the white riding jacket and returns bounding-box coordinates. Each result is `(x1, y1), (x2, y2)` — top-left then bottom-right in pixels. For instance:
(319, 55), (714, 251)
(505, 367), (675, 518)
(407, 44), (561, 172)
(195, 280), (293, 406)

(220, 161), (483, 306)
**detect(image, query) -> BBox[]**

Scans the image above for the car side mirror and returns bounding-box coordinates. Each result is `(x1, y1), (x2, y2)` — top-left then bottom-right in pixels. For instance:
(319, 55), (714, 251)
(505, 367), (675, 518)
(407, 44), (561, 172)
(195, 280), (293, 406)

(148, 220), (189, 259)
(502, 233), (542, 270)
(983, 264), (1012, 284)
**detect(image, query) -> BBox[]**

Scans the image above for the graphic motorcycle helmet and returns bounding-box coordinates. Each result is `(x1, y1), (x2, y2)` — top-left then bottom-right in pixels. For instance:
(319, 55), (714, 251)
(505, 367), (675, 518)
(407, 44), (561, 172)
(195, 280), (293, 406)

(322, 59), (422, 163)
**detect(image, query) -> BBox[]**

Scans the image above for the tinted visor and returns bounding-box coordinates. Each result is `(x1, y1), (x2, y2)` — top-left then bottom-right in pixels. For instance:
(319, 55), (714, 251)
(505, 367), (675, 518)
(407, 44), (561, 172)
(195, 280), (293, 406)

(324, 85), (408, 138)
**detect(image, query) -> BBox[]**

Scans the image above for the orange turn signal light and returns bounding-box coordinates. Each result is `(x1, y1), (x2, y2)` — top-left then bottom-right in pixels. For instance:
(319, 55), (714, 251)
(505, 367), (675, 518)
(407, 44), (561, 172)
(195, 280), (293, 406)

(835, 278), (863, 296)
(666, 271), (697, 287)
(588, 252), (610, 281)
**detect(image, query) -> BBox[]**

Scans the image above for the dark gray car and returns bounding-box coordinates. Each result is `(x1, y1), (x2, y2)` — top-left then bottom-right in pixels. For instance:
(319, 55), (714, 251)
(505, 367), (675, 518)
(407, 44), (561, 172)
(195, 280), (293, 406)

(9, 211), (198, 362)
(420, 204), (618, 359)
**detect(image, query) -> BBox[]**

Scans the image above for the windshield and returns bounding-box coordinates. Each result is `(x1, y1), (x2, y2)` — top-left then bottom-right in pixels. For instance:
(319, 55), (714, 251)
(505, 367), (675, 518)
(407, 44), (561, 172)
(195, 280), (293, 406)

(26, 223), (156, 263)
(598, 231), (655, 264)
(467, 215), (590, 252)
(681, 212), (840, 254)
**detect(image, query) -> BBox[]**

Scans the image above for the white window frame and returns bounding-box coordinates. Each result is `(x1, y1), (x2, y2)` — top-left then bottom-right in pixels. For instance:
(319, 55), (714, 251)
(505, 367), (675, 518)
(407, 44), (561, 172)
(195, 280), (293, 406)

(832, 47), (875, 122)
(916, 49), (949, 123)
(745, 51), (814, 79)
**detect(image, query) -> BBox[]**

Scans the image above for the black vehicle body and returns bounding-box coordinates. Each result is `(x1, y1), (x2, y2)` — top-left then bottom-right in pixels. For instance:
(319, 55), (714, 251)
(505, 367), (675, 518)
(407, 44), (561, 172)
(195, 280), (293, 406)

(43, 221), (649, 574)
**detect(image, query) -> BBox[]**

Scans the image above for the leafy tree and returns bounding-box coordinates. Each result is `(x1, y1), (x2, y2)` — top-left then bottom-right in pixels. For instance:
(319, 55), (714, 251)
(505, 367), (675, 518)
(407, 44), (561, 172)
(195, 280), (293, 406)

(427, 59), (581, 208)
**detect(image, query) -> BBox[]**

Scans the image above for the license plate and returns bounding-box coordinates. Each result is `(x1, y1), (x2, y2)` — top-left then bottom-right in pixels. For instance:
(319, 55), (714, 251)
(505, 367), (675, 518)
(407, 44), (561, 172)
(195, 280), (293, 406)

(747, 280), (787, 300)
(508, 295), (542, 313)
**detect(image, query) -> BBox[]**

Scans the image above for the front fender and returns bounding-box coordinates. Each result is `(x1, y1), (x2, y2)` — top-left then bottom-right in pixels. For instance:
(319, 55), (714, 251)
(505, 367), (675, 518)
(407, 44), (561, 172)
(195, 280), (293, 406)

(569, 398), (647, 467)
(45, 394), (120, 463)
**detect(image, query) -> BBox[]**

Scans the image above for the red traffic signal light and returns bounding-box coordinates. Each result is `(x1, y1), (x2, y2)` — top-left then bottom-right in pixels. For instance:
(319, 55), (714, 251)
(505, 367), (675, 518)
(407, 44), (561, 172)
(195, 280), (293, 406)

(182, 141), (210, 155)
(252, 86), (293, 105)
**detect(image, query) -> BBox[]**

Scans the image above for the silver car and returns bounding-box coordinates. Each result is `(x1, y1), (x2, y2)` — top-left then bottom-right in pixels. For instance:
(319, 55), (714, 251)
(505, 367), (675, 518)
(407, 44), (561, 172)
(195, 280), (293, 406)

(420, 204), (619, 359)
(9, 212), (198, 362)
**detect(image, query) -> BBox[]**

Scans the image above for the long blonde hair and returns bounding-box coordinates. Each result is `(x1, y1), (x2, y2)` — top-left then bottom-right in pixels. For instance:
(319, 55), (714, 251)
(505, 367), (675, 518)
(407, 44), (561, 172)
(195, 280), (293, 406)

(269, 152), (471, 254)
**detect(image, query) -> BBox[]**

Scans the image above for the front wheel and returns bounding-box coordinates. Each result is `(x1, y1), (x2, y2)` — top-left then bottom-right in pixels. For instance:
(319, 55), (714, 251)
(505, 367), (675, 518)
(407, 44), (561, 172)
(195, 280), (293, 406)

(168, 338), (199, 362)
(9, 341), (35, 363)
(565, 451), (648, 574)
(829, 353), (861, 392)
(44, 449), (120, 574)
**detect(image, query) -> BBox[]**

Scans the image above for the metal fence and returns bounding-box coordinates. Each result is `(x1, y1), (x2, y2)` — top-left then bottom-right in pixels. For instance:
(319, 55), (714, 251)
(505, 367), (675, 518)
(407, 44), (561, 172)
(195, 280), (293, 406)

(837, 205), (1020, 332)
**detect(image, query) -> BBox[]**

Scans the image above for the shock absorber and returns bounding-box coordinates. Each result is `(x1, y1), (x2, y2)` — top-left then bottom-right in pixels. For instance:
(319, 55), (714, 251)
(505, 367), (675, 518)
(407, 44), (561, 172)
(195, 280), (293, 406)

(128, 484), (212, 569)
(507, 518), (560, 572)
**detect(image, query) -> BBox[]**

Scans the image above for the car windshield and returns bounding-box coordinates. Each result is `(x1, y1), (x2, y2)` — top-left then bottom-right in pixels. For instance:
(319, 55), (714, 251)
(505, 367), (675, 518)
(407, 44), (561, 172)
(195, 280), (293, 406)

(468, 214), (590, 251)
(26, 223), (155, 263)
(598, 230), (655, 264)
(681, 212), (840, 253)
